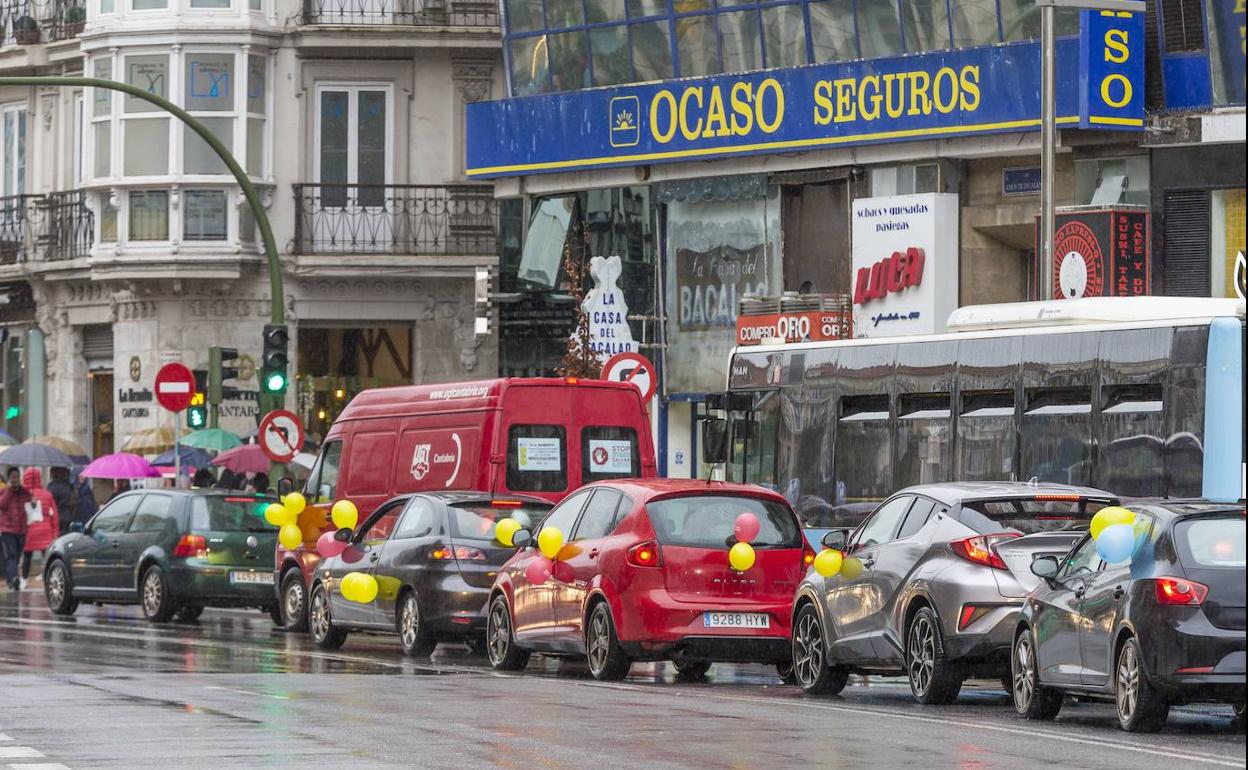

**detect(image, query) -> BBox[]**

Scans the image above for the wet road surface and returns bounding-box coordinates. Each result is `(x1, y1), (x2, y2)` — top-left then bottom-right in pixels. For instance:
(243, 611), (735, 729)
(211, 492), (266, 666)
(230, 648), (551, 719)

(1, 589), (1243, 769)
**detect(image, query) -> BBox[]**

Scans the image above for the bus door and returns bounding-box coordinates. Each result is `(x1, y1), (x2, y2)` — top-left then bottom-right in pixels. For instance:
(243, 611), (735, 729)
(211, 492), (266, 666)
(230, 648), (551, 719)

(728, 389), (781, 492)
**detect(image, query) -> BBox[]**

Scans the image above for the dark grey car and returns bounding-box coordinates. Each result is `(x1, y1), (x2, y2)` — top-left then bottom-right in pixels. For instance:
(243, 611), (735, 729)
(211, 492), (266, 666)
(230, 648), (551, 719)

(791, 482), (1116, 704)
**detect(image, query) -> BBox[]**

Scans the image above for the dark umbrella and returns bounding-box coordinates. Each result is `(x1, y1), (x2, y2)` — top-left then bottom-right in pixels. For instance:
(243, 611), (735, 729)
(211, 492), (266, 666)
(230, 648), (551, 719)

(0, 442), (75, 468)
(152, 446), (214, 469)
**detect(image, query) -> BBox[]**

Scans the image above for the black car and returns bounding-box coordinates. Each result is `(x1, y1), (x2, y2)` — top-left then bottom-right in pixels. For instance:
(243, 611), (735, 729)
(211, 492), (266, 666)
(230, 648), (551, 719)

(308, 492), (551, 655)
(1012, 500), (1246, 731)
(44, 489), (279, 623)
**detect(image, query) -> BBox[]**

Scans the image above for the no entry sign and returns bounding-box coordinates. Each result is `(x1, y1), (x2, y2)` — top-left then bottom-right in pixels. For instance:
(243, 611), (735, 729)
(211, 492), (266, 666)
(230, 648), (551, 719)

(601, 351), (657, 403)
(258, 409), (305, 464)
(154, 363), (196, 412)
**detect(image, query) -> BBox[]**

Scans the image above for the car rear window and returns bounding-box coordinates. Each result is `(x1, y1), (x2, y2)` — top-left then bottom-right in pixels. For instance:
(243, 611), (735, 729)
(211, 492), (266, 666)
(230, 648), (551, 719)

(960, 498), (1111, 535)
(449, 503), (551, 541)
(190, 496), (275, 531)
(1176, 517), (1246, 568)
(645, 495), (802, 549)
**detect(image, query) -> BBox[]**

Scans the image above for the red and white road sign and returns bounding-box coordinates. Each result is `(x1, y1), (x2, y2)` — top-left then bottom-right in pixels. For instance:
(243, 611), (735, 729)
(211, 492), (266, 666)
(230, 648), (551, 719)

(258, 409), (304, 464)
(601, 351), (657, 403)
(154, 363), (196, 412)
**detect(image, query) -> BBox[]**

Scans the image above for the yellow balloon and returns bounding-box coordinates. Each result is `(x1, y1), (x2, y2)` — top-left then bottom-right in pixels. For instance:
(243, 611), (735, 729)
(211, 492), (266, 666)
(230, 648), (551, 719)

(283, 492), (307, 517)
(341, 571), (378, 604)
(728, 541), (756, 571)
(839, 556), (864, 581)
(1090, 506), (1135, 539)
(813, 548), (843, 578)
(264, 503), (286, 527)
(496, 517), (522, 547)
(331, 499), (359, 531)
(374, 574), (402, 602)
(538, 526), (565, 560)
(278, 523), (303, 550)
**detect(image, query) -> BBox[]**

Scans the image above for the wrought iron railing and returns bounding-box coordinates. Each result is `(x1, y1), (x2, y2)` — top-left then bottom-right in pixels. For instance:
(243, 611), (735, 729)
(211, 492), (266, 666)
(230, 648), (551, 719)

(0, 194), (32, 265)
(34, 190), (94, 261)
(293, 183), (498, 256)
(301, 0), (498, 26)
(41, 0), (87, 42)
(2, 0), (38, 46)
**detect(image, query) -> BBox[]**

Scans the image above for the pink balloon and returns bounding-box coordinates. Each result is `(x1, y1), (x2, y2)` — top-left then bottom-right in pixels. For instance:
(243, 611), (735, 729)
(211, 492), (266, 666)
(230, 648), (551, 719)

(734, 512), (761, 543)
(525, 556), (553, 586)
(317, 531), (348, 558)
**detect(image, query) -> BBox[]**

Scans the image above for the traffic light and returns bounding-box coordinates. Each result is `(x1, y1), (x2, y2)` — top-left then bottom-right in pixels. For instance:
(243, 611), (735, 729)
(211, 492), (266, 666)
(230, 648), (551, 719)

(261, 324), (289, 394)
(3, 405), (19, 421)
(187, 369), (208, 429)
(208, 346), (240, 405)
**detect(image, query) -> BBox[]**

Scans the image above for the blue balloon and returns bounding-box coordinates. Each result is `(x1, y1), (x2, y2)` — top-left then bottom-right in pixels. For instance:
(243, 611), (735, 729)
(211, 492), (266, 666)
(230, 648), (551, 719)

(1096, 524), (1136, 564)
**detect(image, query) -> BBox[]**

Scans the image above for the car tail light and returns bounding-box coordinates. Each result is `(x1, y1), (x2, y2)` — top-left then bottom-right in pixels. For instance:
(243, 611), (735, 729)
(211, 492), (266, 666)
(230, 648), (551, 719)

(950, 533), (1019, 570)
(174, 534), (207, 558)
(802, 545), (816, 567)
(626, 540), (661, 568)
(564, 377), (579, 385)
(431, 546), (486, 561)
(491, 499), (524, 508)
(1175, 665), (1214, 673)
(1154, 577), (1208, 606)
(958, 604), (992, 630)
(1032, 494), (1083, 501)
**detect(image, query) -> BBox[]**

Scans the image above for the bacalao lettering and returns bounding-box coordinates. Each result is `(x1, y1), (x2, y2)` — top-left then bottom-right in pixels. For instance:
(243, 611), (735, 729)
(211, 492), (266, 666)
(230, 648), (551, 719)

(814, 66), (981, 124)
(854, 247), (926, 305)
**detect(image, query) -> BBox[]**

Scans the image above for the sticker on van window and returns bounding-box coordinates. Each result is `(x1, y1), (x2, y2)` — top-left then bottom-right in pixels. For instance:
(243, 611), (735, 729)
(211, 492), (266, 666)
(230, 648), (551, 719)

(517, 438), (562, 471)
(589, 440), (633, 473)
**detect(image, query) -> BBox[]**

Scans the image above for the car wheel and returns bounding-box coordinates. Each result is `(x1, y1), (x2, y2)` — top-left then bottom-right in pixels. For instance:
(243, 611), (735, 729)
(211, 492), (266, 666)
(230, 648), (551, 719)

(140, 566), (177, 623)
(672, 658), (712, 681)
(906, 606), (962, 705)
(309, 582), (348, 651)
(486, 594), (529, 671)
(1233, 702), (1246, 721)
(1012, 628), (1062, 720)
(464, 636), (488, 656)
(265, 604), (283, 626)
(44, 559), (78, 616)
(775, 659), (797, 685)
(1116, 636), (1168, 732)
(280, 570), (309, 633)
(176, 605), (205, 622)
(792, 604), (848, 695)
(585, 602), (631, 681)
(397, 591), (438, 657)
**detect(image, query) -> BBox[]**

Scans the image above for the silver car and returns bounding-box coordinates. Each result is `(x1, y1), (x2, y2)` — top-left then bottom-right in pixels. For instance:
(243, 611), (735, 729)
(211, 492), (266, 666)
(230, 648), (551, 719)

(791, 482), (1117, 704)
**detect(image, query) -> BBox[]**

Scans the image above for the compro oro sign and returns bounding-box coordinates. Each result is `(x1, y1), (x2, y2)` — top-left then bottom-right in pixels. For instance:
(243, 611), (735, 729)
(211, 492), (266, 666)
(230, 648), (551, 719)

(851, 193), (958, 338)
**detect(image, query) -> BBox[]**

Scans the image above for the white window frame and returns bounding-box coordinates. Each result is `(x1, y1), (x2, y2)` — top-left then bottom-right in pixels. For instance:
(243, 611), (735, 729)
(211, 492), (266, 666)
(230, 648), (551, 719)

(312, 83), (395, 188)
(1, 104), (27, 198)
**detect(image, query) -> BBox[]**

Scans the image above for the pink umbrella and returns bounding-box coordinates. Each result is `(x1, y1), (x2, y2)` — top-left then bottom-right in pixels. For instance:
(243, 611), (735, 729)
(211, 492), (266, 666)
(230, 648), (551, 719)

(80, 452), (160, 479)
(212, 443), (271, 474)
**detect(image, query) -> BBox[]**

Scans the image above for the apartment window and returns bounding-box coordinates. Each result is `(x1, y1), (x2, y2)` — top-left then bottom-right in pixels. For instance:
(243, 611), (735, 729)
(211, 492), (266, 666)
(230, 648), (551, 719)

(1, 105), (26, 198)
(99, 194), (118, 242)
(183, 190), (228, 240)
(184, 53), (235, 175)
(123, 54), (171, 176)
(91, 57), (112, 179)
(246, 55), (268, 176)
(315, 85), (392, 208)
(129, 190), (169, 240)
(132, 0), (167, 10)
(74, 94), (85, 185)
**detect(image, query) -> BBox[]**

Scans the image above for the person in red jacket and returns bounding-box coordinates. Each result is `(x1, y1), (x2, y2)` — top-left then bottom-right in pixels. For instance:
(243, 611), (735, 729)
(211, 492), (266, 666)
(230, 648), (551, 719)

(21, 467), (59, 587)
(0, 466), (32, 590)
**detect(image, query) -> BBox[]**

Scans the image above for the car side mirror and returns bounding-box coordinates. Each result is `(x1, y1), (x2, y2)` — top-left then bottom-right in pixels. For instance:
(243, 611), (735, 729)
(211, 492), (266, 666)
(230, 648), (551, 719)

(701, 418), (729, 465)
(69, 521), (84, 534)
(821, 529), (850, 551)
(1031, 555), (1060, 580)
(512, 529), (533, 549)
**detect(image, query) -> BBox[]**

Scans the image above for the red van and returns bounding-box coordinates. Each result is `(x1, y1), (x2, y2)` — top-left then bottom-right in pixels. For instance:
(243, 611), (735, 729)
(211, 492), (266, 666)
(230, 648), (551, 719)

(275, 377), (657, 631)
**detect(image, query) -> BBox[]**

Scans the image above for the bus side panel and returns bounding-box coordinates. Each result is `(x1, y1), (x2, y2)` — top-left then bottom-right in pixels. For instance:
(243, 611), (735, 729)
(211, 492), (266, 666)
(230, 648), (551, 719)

(1202, 318), (1245, 502)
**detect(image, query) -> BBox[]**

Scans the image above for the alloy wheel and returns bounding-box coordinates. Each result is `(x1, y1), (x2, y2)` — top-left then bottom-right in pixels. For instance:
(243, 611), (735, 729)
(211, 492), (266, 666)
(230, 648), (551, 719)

(142, 571), (163, 617)
(310, 587), (330, 642)
(587, 610), (610, 674)
(908, 614), (935, 696)
(1117, 642), (1139, 723)
(1014, 635), (1035, 711)
(46, 564), (65, 607)
(793, 612), (824, 687)
(400, 596), (419, 649)
(487, 601), (510, 665)
(283, 581), (304, 626)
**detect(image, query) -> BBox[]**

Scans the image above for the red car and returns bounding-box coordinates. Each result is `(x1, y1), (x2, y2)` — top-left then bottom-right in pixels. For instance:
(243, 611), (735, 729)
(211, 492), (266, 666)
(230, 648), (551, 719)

(486, 479), (813, 681)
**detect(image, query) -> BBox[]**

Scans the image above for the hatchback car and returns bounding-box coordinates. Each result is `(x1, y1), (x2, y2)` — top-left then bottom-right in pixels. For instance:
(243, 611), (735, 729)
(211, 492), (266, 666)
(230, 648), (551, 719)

(308, 493), (551, 655)
(791, 482), (1116, 704)
(1012, 500), (1245, 731)
(486, 479), (813, 681)
(43, 490), (279, 623)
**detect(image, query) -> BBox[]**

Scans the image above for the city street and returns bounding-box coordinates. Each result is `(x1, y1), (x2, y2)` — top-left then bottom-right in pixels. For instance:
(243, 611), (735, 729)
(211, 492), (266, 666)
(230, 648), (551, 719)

(1, 590), (1242, 770)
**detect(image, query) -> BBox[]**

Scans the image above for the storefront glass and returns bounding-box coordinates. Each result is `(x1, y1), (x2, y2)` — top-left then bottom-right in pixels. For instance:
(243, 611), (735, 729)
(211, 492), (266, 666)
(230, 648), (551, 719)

(1210, 188), (1246, 298)
(296, 326), (412, 439)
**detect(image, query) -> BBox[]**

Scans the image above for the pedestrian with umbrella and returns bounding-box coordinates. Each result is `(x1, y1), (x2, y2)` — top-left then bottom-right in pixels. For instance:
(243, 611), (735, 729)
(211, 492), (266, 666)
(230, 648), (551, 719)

(20, 468), (59, 586)
(72, 467), (98, 526)
(0, 466), (31, 590)
(46, 467), (78, 535)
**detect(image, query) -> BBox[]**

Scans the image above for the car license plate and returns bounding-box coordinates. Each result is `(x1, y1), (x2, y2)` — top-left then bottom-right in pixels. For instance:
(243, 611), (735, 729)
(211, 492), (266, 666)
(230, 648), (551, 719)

(229, 571), (275, 585)
(703, 612), (769, 629)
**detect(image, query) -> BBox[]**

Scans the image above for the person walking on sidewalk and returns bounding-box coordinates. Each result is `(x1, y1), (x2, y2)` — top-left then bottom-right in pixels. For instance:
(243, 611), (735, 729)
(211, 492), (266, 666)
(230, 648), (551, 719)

(21, 468), (60, 587)
(0, 466), (32, 590)
(46, 467), (78, 536)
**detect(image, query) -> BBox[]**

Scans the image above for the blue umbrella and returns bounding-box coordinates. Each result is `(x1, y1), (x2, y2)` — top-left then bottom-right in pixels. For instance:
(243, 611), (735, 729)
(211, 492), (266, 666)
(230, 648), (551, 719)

(152, 446), (214, 469)
(0, 442), (74, 468)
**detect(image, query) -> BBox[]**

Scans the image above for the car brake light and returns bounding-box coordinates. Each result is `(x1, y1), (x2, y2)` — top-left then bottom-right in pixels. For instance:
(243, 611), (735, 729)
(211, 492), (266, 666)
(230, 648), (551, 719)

(1033, 494), (1083, 501)
(174, 534), (207, 558)
(626, 541), (661, 568)
(491, 500), (524, 508)
(950, 533), (1019, 570)
(431, 546), (486, 561)
(1154, 577), (1208, 606)
(565, 377), (579, 385)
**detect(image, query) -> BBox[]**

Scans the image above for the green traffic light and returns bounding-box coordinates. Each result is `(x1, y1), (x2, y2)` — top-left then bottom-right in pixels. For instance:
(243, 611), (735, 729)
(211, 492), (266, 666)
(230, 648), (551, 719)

(3, 405), (19, 420)
(187, 406), (207, 429)
(265, 371), (287, 393)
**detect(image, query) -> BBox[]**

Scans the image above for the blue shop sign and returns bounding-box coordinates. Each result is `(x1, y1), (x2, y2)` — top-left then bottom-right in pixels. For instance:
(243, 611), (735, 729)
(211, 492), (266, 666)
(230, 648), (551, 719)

(466, 14), (1144, 179)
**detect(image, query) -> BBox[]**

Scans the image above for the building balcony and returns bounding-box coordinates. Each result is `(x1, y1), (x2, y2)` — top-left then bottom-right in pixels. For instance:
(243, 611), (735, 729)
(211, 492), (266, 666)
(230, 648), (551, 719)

(301, 0), (497, 27)
(0, 191), (92, 268)
(1, 0), (86, 46)
(292, 183), (498, 260)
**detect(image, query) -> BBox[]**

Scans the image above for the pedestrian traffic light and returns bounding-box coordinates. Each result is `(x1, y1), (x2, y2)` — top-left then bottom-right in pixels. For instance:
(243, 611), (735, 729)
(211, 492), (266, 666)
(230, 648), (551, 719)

(208, 346), (240, 404)
(3, 405), (19, 421)
(261, 324), (289, 394)
(186, 399), (207, 429)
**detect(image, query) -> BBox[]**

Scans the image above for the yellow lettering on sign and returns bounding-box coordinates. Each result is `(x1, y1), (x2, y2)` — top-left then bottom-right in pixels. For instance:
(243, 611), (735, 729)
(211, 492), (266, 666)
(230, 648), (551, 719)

(834, 78), (856, 122)
(908, 70), (932, 116)
(650, 89), (677, 143)
(858, 75), (881, 121)
(730, 82), (755, 135)
(1101, 72), (1133, 107)
(813, 80), (833, 126)
(1104, 29), (1130, 63)
(959, 65), (981, 111)
(933, 67), (959, 114)
(679, 87), (704, 140)
(882, 73), (905, 118)
(702, 86), (731, 138)
(755, 78), (785, 132)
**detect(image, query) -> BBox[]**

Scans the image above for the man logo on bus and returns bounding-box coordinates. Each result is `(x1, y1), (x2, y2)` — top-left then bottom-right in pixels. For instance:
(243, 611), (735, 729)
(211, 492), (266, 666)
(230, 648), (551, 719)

(411, 443), (431, 480)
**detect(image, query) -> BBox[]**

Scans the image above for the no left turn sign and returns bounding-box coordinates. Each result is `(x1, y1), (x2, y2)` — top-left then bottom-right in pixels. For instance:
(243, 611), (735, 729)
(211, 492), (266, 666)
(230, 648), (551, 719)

(601, 351), (656, 403)
(258, 409), (305, 464)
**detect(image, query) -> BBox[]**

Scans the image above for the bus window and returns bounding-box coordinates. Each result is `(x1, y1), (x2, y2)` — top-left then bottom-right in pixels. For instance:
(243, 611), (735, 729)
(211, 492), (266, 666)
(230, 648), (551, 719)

(896, 393), (951, 487)
(731, 390), (780, 489)
(835, 393), (893, 501)
(507, 424), (568, 493)
(1021, 387), (1093, 485)
(1099, 384), (1165, 497)
(957, 390), (1016, 481)
(1166, 325), (1209, 497)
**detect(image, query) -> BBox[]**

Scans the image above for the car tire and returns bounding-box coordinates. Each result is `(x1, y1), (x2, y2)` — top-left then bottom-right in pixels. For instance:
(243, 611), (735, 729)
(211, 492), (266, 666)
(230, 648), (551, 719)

(397, 591), (438, 657)
(672, 658), (712, 681)
(44, 559), (78, 616)
(309, 582), (348, 651)
(585, 602), (631, 681)
(775, 659), (797, 685)
(1116, 636), (1168, 732)
(906, 606), (962, 705)
(486, 594), (529, 672)
(279, 570), (309, 633)
(140, 565), (177, 623)
(266, 604), (283, 626)
(176, 605), (205, 622)
(1012, 628), (1062, 720)
(464, 636), (488, 656)
(792, 604), (848, 696)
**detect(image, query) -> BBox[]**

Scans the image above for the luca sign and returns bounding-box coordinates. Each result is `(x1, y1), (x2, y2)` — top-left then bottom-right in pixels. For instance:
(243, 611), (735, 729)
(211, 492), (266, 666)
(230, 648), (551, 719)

(467, 17), (1143, 178)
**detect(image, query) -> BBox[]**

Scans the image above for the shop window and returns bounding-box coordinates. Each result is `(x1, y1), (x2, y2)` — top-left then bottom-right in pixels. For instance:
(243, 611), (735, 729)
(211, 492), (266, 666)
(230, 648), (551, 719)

(902, 0), (952, 52)
(809, 0), (857, 61)
(297, 326), (413, 436)
(677, 16), (720, 78)
(1210, 189), (1246, 298)
(549, 30), (589, 91)
(590, 26), (632, 86)
(762, 5), (807, 68)
(1075, 156), (1150, 207)
(510, 36), (551, 95)
(718, 10), (763, 74)
(129, 190), (169, 240)
(631, 21), (674, 80)
(183, 190), (228, 241)
(951, 0), (1001, 46)
(517, 195), (575, 288)
(857, 0), (904, 57)
(871, 163), (955, 196)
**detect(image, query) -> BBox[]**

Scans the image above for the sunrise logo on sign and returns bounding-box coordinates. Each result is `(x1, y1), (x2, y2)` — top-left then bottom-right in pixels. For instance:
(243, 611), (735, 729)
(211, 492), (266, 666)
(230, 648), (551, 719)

(610, 96), (640, 148)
